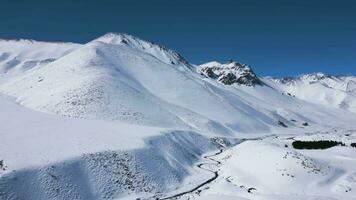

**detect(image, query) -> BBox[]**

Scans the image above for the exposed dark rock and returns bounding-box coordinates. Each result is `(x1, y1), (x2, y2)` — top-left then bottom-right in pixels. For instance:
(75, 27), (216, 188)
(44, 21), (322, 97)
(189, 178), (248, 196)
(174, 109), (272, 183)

(200, 67), (219, 79)
(218, 72), (238, 85)
(199, 61), (263, 86)
(247, 187), (256, 193)
(278, 120), (288, 128)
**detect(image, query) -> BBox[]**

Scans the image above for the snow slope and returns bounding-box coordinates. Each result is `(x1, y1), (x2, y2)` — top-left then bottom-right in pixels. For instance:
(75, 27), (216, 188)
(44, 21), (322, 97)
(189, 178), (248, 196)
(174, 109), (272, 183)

(0, 95), (223, 200)
(264, 73), (356, 113)
(194, 131), (356, 200)
(0, 34), (272, 133)
(1, 33), (356, 200)
(0, 39), (80, 76)
(1, 33), (355, 135)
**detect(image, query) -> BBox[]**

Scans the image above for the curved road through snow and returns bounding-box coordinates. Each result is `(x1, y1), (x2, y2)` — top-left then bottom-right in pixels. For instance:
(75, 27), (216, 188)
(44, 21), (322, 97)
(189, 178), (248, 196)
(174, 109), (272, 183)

(159, 149), (224, 200)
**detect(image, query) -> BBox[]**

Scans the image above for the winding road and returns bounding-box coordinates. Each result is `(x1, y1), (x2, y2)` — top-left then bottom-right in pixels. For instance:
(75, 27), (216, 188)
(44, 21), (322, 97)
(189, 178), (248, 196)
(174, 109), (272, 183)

(159, 149), (224, 200)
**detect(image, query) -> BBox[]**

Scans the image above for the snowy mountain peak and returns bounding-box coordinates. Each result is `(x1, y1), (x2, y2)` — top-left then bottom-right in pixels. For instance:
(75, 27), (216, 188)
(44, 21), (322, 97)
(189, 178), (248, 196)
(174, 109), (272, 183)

(198, 60), (262, 86)
(92, 32), (149, 47)
(265, 72), (356, 113)
(92, 32), (192, 67)
(272, 72), (335, 86)
(299, 72), (332, 82)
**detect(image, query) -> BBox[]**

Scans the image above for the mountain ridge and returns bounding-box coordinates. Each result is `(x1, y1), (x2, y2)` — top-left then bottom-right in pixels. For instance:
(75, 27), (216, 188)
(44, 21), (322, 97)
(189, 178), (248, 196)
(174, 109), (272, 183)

(0, 33), (355, 131)
(1, 33), (356, 200)
(198, 60), (263, 86)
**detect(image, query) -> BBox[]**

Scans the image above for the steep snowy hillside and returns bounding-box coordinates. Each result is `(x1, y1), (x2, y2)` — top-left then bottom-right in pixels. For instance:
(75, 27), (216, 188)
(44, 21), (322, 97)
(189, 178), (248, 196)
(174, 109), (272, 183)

(0, 95), (224, 200)
(264, 73), (356, 113)
(1, 33), (356, 200)
(92, 33), (192, 68)
(0, 34), (298, 134)
(0, 39), (80, 75)
(2, 35), (354, 135)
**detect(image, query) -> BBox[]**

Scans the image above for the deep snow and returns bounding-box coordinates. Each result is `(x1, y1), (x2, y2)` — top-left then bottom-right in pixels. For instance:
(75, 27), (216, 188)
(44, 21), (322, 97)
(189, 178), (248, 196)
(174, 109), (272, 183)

(1, 33), (356, 200)
(264, 73), (356, 114)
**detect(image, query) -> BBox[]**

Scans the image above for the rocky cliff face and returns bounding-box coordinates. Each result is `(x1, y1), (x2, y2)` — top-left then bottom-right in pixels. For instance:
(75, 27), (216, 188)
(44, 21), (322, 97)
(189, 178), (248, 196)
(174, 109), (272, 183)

(198, 61), (263, 86)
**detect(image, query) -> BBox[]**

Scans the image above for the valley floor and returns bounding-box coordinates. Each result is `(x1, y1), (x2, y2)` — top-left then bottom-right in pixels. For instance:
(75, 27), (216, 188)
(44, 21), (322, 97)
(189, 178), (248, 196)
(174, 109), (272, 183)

(159, 130), (356, 200)
(0, 92), (355, 200)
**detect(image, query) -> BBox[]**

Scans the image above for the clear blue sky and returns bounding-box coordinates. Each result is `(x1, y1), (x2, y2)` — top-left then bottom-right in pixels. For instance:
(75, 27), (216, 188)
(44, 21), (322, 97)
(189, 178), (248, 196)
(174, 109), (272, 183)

(1, 0), (355, 77)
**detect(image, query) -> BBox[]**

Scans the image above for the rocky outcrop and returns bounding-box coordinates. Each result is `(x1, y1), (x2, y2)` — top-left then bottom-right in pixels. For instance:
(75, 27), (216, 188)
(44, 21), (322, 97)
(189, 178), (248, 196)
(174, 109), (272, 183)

(199, 61), (263, 86)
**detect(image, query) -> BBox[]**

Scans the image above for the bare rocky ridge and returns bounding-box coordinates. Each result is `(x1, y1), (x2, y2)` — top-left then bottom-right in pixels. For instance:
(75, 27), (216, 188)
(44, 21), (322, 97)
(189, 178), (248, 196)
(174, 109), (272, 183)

(198, 60), (263, 86)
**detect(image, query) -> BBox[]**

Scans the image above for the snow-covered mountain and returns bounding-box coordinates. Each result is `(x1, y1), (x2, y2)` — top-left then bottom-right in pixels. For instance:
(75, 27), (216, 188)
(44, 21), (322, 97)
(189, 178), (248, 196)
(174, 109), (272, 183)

(92, 33), (192, 67)
(264, 73), (356, 113)
(1, 33), (356, 200)
(0, 39), (80, 75)
(198, 60), (262, 86)
(3, 33), (350, 134)
(0, 34), (265, 133)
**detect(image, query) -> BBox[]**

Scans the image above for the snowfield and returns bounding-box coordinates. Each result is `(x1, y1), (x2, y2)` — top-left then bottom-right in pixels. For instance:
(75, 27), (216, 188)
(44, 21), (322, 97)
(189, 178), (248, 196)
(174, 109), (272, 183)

(0, 39), (80, 76)
(0, 94), (224, 200)
(264, 73), (356, 114)
(0, 33), (356, 200)
(194, 132), (356, 200)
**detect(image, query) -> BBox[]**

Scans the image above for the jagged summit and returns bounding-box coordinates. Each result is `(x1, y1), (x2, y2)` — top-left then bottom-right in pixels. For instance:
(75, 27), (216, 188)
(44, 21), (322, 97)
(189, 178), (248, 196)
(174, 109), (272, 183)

(297, 72), (334, 84)
(198, 60), (262, 86)
(269, 72), (356, 95)
(92, 32), (192, 68)
(0, 32), (193, 75)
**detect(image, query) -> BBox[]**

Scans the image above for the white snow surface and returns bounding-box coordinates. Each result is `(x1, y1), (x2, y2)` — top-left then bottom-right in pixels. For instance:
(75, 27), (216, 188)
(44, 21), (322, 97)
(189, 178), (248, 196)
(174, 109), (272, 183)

(1, 34), (355, 134)
(264, 73), (356, 113)
(194, 132), (356, 200)
(0, 33), (356, 200)
(0, 39), (80, 76)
